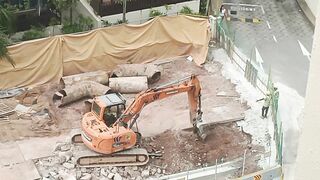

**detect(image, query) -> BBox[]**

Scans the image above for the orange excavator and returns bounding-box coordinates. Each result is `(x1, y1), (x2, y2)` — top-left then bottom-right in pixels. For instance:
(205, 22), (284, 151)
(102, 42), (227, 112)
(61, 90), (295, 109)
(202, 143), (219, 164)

(72, 75), (205, 167)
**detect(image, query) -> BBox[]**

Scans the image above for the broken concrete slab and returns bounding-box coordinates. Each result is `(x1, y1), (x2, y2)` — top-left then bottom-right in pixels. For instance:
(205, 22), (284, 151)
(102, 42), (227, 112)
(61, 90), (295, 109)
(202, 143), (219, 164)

(17, 135), (67, 160)
(0, 160), (40, 180)
(0, 103), (15, 117)
(0, 88), (25, 99)
(0, 142), (25, 166)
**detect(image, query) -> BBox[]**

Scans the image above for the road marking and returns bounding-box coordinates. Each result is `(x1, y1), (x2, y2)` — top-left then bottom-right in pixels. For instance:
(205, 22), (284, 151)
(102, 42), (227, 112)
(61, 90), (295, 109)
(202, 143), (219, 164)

(272, 35), (278, 43)
(222, 2), (261, 7)
(298, 40), (311, 61)
(266, 21), (271, 29)
(260, 5), (265, 14)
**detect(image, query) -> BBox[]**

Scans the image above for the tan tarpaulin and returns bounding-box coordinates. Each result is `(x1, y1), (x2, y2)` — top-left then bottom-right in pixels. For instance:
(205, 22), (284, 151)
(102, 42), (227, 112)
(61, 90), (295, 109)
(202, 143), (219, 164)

(0, 37), (63, 89)
(0, 15), (210, 89)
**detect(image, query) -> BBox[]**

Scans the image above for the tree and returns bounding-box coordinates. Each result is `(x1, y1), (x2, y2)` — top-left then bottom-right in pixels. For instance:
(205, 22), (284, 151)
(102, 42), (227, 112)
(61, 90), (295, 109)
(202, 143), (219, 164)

(0, 6), (15, 67)
(0, 32), (15, 67)
(50, 0), (79, 24)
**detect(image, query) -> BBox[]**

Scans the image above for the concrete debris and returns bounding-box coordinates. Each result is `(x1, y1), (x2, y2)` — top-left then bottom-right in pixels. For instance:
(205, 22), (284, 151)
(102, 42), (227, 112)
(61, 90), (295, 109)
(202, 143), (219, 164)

(100, 168), (108, 177)
(76, 170), (82, 179)
(114, 173), (122, 180)
(80, 173), (92, 180)
(53, 81), (111, 107)
(141, 169), (150, 177)
(111, 64), (162, 84)
(0, 87), (25, 99)
(107, 172), (115, 179)
(60, 144), (71, 151)
(16, 88), (40, 105)
(216, 91), (239, 98)
(14, 104), (32, 114)
(63, 162), (75, 169)
(61, 70), (109, 88)
(132, 166), (138, 171)
(186, 56), (193, 62)
(109, 76), (148, 94)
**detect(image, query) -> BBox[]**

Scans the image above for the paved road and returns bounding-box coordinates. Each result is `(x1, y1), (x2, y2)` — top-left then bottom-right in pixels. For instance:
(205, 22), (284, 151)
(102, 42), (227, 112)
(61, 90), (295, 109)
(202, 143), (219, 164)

(222, 0), (314, 96)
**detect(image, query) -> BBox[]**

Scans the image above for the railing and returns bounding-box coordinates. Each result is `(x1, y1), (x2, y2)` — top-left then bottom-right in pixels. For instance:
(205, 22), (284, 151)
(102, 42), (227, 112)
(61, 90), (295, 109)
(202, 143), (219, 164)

(91, 0), (192, 16)
(211, 16), (283, 165)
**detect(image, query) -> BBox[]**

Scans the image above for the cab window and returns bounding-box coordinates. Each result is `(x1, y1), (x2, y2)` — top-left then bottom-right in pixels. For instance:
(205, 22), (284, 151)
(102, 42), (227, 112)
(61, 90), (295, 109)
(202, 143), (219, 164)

(103, 105), (117, 127)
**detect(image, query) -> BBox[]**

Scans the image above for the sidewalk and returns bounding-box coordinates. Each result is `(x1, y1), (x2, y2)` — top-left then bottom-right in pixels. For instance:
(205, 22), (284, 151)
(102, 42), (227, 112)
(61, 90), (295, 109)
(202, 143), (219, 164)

(296, 0), (316, 26)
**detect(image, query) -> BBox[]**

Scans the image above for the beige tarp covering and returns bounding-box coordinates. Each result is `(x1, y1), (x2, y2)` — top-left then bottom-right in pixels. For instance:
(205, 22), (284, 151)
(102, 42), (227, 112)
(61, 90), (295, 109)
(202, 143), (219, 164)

(0, 15), (210, 89)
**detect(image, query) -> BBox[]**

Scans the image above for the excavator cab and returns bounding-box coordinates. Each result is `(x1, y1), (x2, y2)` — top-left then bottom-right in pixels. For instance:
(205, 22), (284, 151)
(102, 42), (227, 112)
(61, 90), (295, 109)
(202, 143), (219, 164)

(91, 93), (126, 127)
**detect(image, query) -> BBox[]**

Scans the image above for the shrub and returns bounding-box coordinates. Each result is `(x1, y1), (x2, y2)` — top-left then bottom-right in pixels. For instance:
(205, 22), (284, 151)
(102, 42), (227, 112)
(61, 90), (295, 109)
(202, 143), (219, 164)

(180, 6), (193, 15)
(22, 26), (46, 41)
(103, 20), (111, 27)
(149, 9), (164, 18)
(62, 15), (93, 34)
(115, 19), (128, 25)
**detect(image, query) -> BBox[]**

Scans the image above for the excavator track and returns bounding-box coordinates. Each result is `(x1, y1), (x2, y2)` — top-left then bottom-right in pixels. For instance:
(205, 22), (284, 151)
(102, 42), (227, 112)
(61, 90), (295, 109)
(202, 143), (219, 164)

(75, 148), (149, 167)
(71, 134), (149, 167)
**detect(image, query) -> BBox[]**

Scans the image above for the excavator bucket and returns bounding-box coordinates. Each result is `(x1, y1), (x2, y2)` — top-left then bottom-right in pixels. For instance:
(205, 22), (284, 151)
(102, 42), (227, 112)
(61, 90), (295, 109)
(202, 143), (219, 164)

(193, 111), (209, 141)
(195, 122), (208, 141)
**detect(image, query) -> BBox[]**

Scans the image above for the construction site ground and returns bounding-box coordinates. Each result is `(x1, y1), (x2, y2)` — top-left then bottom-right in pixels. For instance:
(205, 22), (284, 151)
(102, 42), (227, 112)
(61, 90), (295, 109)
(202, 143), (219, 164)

(0, 52), (264, 180)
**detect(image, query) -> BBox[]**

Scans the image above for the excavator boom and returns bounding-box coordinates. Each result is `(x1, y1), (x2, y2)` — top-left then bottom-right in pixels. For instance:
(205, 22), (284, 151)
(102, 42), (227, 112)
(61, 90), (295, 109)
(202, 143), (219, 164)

(115, 74), (202, 129)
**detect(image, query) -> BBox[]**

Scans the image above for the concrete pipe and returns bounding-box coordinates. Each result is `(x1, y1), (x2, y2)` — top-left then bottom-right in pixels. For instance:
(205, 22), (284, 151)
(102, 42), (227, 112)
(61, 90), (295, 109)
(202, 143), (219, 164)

(61, 70), (109, 88)
(53, 81), (111, 107)
(111, 64), (162, 84)
(109, 76), (148, 94)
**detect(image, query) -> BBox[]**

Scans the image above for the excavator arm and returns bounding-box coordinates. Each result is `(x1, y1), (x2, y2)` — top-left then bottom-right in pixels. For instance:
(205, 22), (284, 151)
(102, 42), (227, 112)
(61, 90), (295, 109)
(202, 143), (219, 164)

(114, 74), (202, 129)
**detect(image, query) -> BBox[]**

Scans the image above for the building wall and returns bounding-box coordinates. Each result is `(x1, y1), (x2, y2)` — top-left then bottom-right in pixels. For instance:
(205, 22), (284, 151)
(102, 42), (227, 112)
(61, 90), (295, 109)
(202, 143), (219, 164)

(295, 2), (320, 180)
(100, 0), (200, 24)
(74, 0), (200, 28)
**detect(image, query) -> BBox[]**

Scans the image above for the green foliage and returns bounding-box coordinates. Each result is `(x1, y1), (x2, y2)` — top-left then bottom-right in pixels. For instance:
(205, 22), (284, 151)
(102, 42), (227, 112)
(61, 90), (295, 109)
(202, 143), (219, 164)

(50, 0), (79, 23)
(0, 6), (15, 34)
(149, 9), (164, 18)
(115, 19), (128, 24)
(0, 6), (14, 66)
(62, 15), (93, 34)
(164, 4), (172, 15)
(199, 0), (207, 15)
(23, 0), (31, 10)
(50, 0), (79, 11)
(49, 17), (59, 26)
(22, 26), (47, 41)
(102, 20), (111, 27)
(0, 32), (15, 67)
(179, 6), (193, 15)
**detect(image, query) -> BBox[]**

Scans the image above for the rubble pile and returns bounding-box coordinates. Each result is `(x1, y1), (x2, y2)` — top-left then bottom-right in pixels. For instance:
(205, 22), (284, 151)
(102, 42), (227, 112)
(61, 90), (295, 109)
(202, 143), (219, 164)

(35, 142), (165, 180)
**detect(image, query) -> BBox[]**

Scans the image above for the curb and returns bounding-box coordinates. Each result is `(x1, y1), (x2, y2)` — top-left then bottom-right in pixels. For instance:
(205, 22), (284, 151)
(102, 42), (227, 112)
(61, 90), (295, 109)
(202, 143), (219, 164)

(296, 0), (316, 27)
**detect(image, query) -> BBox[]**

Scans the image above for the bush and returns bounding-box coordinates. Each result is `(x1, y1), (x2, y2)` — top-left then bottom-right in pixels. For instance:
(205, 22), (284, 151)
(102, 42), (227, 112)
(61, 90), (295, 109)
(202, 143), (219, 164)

(149, 9), (164, 18)
(199, 0), (207, 15)
(103, 20), (111, 27)
(115, 19), (128, 25)
(62, 15), (93, 34)
(22, 26), (46, 41)
(179, 6), (193, 15)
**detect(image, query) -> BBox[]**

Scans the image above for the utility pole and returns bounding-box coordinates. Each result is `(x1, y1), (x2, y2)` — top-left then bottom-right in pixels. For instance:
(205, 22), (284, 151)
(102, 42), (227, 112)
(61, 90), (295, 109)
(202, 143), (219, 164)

(122, 0), (127, 23)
